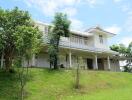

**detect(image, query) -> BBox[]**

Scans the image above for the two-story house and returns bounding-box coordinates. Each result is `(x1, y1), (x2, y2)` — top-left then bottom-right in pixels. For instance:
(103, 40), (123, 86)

(27, 21), (120, 71)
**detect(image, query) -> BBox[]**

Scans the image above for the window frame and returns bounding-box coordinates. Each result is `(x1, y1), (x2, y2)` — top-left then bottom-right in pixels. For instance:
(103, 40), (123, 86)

(99, 35), (103, 44)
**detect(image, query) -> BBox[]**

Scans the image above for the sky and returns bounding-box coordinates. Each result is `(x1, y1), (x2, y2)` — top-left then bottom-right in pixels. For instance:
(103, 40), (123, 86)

(0, 0), (132, 46)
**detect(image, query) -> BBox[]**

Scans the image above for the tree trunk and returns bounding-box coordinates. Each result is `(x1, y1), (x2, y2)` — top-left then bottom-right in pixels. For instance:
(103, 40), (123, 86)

(19, 66), (24, 100)
(54, 55), (58, 69)
(53, 37), (60, 69)
(75, 64), (80, 89)
(27, 59), (30, 73)
(1, 52), (4, 69)
(50, 61), (52, 69)
(4, 48), (14, 72)
(49, 56), (52, 69)
(4, 56), (12, 72)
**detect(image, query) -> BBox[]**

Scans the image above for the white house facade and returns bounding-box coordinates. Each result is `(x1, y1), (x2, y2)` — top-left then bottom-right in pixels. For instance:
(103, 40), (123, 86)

(25, 21), (120, 71)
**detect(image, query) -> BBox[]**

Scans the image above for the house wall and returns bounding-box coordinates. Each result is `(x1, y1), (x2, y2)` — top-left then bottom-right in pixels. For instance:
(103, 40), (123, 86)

(110, 59), (120, 71)
(103, 59), (109, 70)
(23, 51), (120, 72)
(36, 22), (113, 51)
(103, 59), (120, 71)
(58, 53), (88, 69)
(87, 37), (94, 47)
(36, 53), (50, 68)
(58, 54), (68, 68)
(58, 55), (120, 71)
(30, 22), (120, 72)
(36, 23), (110, 51)
(94, 33), (108, 49)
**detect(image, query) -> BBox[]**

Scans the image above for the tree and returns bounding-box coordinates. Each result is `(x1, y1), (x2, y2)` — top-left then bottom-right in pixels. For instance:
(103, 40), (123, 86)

(14, 24), (42, 100)
(74, 57), (85, 89)
(48, 13), (71, 69)
(0, 7), (42, 72)
(110, 42), (132, 72)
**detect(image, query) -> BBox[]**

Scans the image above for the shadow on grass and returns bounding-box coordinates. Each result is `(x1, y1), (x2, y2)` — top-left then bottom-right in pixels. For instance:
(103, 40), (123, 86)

(0, 69), (33, 100)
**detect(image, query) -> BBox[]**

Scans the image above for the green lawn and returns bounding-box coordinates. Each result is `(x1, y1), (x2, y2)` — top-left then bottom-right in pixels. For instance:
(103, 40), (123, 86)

(0, 68), (132, 100)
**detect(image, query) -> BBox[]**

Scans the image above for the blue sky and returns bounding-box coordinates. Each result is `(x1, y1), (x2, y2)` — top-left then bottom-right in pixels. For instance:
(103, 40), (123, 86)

(0, 0), (132, 46)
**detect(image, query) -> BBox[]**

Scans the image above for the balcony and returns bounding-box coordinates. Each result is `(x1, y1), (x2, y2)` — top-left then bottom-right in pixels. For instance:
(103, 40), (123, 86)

(59, 38), (96, 52)
(43, 34), (114, 53)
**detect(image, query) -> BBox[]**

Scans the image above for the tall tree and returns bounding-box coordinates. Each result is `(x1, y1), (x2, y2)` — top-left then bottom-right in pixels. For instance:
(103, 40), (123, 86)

(110, 44), (128, 56)
(127, 42), (132, 66)
(0, 7), (42, 72)
(48, 13), (71, 69)
(110, 42), (132, 71)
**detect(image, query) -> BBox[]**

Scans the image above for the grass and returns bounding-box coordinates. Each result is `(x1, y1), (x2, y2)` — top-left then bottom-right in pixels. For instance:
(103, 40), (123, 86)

(0, 68), (132, 100)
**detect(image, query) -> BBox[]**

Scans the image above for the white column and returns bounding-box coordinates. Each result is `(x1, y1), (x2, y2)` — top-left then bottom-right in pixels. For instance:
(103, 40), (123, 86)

(69, 51), (72, 68)
(107, 56), (111, 70)
(32, 54), (36, 67)
(94, 55), (98, 70)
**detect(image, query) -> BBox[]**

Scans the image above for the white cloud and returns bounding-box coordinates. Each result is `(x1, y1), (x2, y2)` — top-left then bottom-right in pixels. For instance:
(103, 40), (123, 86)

(22, 0), (105, 31)
(86, 0), (98, 7)
(61, 0), (80, 5)
(62, 7), (77, 17)
(23, 0), (84, 31)
(23, 0), (80, 16)
(113, 0), (122, 3)
(24, 0), (58, 16)
(70, 18), (84, 31)
(120, 37), (132, 46)
(125, 16), (132, 32)
(119, 3), (132, 32)
(23, 0), (105, 16)
(105, 25), (121, 34)
(120, 4), (132, 32)
(85, 0), (104, 8)
(121, 4), (130, 12)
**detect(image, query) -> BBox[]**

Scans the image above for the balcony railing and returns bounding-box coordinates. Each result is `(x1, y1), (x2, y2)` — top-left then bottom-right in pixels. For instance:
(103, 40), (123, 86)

(59, 38), (96, 51)
(43, 34), (112, 53)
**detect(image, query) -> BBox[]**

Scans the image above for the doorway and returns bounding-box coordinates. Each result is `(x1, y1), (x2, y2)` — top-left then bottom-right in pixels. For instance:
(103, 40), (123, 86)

(98, 59), (104, 70)
(87, 58), (93, 69)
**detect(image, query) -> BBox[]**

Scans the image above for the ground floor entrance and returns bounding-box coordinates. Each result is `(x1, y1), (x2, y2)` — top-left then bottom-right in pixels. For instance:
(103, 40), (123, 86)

(98, 59), (104, 70)
(87, 58), (107, 70)
(87, 59), (93, 69)
(22, 47), (121, 72)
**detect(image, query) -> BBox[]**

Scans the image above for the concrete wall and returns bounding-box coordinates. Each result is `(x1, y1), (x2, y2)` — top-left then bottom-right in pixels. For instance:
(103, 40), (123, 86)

(58, 54), (68, 68)
(103, 59), (109, 70)
(103, 59), (120, 72)
(94, 33), (108, 49)
(23, 52), (120, 72)
(36, 22), (111, 50)
(110, 59), (120, 72)
(87, 37), (94, 47)
(36, 53), (50, 68)
(57, 54), (87, 69)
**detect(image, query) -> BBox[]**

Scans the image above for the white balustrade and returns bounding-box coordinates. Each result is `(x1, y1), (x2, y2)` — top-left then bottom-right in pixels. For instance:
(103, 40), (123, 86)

(43, 34), (110, 53)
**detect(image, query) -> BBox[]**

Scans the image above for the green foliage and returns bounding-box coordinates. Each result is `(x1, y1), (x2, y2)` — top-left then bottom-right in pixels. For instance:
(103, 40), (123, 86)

(14, 25), (42, 57)
(0, 7), (42, 71)
(110, 42), (132, 72)
(48, 12), (71, 69)
(110, 44), (128, 55)
(52, 13), (71, 37)
(124, 66), (132, 72)
(127, 42), (132, 58)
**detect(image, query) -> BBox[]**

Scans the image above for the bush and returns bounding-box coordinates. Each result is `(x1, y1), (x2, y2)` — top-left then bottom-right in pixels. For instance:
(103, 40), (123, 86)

(124, 66), (132, 72)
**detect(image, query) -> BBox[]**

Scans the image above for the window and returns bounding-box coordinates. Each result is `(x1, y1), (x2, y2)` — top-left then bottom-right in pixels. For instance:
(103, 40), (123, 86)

(99, 35), (103, 44)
